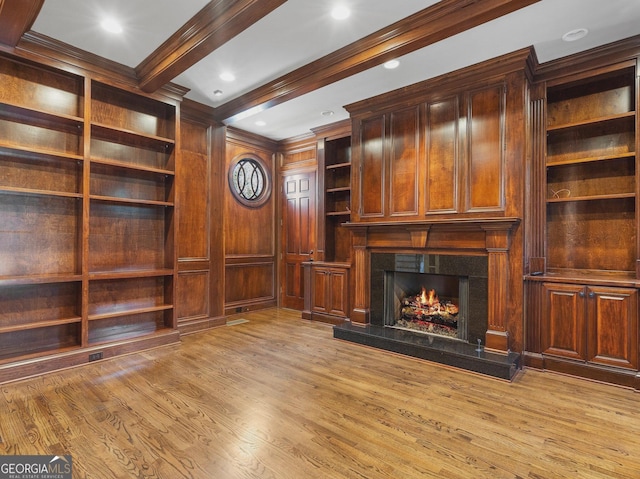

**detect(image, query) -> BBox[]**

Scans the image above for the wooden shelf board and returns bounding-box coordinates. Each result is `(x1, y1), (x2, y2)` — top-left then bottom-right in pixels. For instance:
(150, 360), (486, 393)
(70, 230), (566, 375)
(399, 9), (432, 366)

(89, 157), (174, 176)
(326, 186), (351, 193)
(0, 143), (83, 162)
(89, 305), (173, 322)
(0, 101), (84, 128)
(0, 186), (82, 199)
(547, 192), (635, 203)
(0, 317), (82, 335)
(89, 269), (174, 280)
(0, 274), (82, 286)
(327, 211), (351, 217)
(547, 111), (635, 132)
(326, 162), (351, 170)
(547, 151), (635, 167)
(90, 194), (173, 207)
(91, 122), (175, 149)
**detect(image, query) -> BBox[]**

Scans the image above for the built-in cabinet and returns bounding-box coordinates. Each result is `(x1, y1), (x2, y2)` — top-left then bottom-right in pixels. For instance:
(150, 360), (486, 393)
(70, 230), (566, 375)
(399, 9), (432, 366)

(303, 121), (352, 323)
(0, 54), (180, 382)
(542, 283), (638, 370)
(526, 48), (640, 388)
(309, 262), (350, 321)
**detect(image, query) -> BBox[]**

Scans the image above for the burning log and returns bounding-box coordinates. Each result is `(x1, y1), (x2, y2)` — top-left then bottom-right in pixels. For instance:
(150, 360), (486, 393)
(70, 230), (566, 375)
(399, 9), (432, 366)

(397, 288), (459, 337)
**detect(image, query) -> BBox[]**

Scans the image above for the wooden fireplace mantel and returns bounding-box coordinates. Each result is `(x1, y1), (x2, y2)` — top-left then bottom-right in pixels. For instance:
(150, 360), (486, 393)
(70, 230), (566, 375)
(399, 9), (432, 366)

(344, 217), (521, 353)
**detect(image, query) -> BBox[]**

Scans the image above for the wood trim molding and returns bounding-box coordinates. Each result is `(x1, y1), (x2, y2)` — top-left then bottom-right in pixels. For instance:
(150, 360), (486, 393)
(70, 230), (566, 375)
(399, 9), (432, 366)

(136, 0), (287, 93)
(213, 0), (540, 122)
(0, 0), (44, 47)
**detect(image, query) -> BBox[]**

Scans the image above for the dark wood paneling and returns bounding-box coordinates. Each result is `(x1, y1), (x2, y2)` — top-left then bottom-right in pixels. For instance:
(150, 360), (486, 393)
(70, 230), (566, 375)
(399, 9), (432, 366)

(178, 119), (210, 260)
(542, 283), (586, 360)
(389, 107), (419, 217)
(426, 97), (458, 213)
(225, 262), (275, 305)
(587, 286), (638, 370)
(176, 270), (209, 322)
(359, 116), (385, 218)
(466, 84), (505, 211)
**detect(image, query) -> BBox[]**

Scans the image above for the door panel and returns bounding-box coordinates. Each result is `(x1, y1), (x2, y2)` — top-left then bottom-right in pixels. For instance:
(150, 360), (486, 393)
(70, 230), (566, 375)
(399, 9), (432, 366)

(281, 171), (315, 310)
(542, 283), (586, 360)
(587, 287), (638, 369)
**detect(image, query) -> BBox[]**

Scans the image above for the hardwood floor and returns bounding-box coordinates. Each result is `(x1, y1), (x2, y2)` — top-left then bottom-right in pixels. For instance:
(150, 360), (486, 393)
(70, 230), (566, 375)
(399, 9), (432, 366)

(1, 308), (639, 478)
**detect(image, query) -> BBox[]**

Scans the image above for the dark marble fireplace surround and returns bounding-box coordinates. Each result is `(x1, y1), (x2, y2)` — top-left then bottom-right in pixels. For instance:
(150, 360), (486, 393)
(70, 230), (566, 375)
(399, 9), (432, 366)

(334, 252), (521, 380)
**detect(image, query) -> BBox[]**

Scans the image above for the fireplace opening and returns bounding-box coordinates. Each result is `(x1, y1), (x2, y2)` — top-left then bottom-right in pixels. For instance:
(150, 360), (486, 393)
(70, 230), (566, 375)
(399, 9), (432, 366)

(370, 253), (488, 346)
(384, 271), (468, 341)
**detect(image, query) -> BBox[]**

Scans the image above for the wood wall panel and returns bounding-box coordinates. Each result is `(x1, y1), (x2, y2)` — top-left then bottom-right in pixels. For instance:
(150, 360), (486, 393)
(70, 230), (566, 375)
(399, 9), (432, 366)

(176, 107), (226, 332)
(225, 262), (275, 306)
(466, 84), (505, 211)
(225, 140), (275, 256)
(359, 116), (385, 218)
(426, 97), (458, 213)
(225, 129), (277, 312)
(389, 107), (420, 217)
(178, 120), (210, 260)
(176, 270), (209, 322)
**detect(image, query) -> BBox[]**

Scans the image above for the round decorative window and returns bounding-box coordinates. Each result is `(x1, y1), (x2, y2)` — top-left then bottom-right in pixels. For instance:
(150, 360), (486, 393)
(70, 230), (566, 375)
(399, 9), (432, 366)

(228, 154), (271, 207)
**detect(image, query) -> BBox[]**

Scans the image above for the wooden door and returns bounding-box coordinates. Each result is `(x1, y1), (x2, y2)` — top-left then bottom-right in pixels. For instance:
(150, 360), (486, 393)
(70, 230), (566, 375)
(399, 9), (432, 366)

(281, 171), (316, 310)
(542, 283), (586, 360)
(587, 286), (638, 369)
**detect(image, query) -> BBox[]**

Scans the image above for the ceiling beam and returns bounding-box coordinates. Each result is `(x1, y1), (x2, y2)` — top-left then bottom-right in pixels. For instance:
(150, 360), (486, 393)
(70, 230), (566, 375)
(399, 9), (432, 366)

(0, 0), (44, 47)
(214, 0), (541, 122)
(136, 0), (287, 93)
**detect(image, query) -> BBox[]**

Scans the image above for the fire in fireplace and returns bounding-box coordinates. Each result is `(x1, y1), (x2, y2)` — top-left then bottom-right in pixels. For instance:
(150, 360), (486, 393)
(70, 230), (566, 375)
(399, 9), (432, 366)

(397, 287), (460, 338)
(384, 270), (469, 341)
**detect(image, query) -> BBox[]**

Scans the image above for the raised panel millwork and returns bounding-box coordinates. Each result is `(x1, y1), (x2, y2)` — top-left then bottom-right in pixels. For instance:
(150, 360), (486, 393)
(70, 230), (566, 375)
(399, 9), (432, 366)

(176, 271), (209, 322)
(466, 84), (505, 212)
(542, 283), (586, 360)
(359, 116), (385, 218)
(588, 287), (638, 369)
(426, 97), (458, 214)
(389, 107), (420, 217)
(225, 262), (275, 305)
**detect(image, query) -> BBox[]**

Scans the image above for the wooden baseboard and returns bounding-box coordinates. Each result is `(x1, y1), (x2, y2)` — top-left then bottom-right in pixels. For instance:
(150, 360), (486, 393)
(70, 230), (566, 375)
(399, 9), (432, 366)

(0, 330), (181, 385)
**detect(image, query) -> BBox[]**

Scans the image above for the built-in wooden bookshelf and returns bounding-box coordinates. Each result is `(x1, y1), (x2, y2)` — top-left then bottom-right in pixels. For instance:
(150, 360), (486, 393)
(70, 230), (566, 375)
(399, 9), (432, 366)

(0, 54), (179, 379)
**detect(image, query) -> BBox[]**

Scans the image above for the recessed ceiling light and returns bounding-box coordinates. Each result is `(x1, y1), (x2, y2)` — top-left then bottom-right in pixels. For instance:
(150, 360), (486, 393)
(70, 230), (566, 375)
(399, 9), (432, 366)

(255, 120), (266, 127)
(562, 28), (588, 42)
(331, 5), (350, 20)
(100, 17), (122, 34)
(213, 89), (223, 97)
(219, 72), (235, 82)
(321, 110), (335, 117)
(384, 59), (400, 69)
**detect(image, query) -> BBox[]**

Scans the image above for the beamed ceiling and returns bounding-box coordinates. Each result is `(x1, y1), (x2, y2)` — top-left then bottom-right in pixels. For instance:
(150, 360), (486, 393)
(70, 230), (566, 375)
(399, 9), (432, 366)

(1, 0), (640, 140)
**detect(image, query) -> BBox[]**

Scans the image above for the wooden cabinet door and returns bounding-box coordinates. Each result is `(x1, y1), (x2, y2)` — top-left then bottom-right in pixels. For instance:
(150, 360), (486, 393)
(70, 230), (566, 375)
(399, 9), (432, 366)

(542, 283), (587, 360)
(328, 268), (349, 317)
(311, 267), (329, 313)
(587, 286), (638, 369)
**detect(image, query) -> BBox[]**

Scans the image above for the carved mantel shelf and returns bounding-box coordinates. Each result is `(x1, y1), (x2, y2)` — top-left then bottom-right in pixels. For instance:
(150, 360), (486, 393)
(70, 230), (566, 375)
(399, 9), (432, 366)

(343, 217), (521, 250)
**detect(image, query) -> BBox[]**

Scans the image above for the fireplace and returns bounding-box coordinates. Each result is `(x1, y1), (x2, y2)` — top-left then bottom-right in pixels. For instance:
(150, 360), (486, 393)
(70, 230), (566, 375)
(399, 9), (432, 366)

(370, 253), (488, 346)
(333, 218), (521, 380)
(384, 270), (468, 341)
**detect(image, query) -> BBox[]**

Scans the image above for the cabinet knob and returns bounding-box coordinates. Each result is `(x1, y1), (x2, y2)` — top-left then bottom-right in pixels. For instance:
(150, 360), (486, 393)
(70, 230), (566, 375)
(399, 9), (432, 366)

(588, 291), (595, 298)
(579, 291), (585, 298)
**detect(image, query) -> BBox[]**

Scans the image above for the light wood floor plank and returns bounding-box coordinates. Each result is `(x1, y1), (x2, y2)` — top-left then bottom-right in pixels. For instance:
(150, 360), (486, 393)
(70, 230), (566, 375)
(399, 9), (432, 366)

(1, 307), (639, 478)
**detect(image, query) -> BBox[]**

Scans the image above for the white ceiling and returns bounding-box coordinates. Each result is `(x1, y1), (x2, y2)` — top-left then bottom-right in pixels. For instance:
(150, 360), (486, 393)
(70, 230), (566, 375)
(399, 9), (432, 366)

(31, 0), (640, 141)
